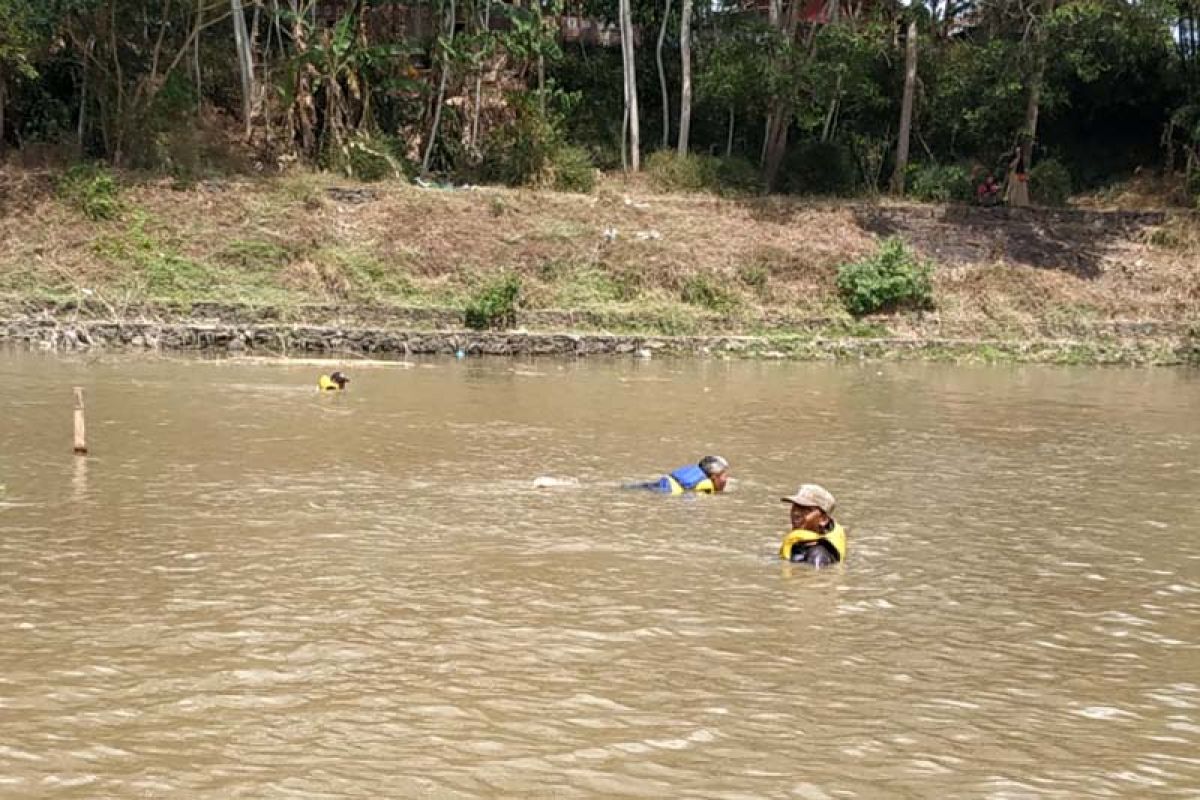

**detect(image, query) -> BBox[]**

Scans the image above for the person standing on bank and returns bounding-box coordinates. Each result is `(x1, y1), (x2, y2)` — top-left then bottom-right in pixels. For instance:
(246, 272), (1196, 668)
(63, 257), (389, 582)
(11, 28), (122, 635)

(1005, 143), (1031, 208)
(779, 484), (846, 568)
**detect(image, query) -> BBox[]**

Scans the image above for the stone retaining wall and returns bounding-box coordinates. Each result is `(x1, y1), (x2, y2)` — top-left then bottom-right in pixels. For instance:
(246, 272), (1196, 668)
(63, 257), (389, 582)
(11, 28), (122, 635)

(2, 316), (1195, 366)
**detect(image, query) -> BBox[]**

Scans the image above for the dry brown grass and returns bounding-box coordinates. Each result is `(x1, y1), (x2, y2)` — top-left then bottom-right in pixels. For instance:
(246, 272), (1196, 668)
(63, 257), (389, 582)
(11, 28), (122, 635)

(1, 167), (1197, 328)
(1072, 172), (1193, 211)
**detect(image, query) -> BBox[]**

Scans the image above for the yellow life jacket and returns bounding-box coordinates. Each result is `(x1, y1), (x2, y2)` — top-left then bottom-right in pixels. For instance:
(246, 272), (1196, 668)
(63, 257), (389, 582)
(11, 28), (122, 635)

(664, 475), (716, 495)
(318, 375), (342, 391)
(779, 523), (847, 563)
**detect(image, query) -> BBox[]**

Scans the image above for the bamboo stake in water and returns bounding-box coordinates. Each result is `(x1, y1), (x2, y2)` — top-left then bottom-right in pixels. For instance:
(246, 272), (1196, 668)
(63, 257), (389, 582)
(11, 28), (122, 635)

(73, 387), (87, 455)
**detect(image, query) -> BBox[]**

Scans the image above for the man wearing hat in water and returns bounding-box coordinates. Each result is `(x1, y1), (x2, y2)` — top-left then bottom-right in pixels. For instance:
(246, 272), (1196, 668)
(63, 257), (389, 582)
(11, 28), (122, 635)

(318, 371), (350, 391)
(630, 455), (730, 495)
(779, 483), (846, 567)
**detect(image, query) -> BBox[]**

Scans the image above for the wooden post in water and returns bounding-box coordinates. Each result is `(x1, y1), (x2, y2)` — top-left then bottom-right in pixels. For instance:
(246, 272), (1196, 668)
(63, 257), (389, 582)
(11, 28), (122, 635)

(73, 387), (88, 455)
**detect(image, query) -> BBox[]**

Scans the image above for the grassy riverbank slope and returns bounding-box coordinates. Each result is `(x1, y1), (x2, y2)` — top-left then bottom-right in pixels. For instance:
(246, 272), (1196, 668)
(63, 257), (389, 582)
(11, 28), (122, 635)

(2, 168), (1198, 360)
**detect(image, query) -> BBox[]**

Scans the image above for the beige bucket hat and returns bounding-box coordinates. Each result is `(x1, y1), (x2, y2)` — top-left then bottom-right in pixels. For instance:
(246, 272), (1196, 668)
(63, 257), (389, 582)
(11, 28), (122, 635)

(780, 484), (836, 515)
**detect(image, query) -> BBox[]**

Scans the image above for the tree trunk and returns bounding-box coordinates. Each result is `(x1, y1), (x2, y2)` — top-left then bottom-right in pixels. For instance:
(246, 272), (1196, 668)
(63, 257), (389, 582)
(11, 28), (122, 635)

(656, 0), (672, 149)
(820, 74), (841, 142)
(890, 16), (918, 195)
(423, 0), (456, 172)
(760, 113), (772, 165)
(470, 0), (492, 151)
(763, 112), (790, 189)
(677, 0), (693, 155)
(619, 0), (640, 171)
(727, 107), (735, 157)
(1021, 0), (1054, 169)
(621, 105), (629, 171)
(231, 0), (256, 138)
(78, 39), (96, 151)
(0, 76), (6, 158)
(538, 53), (545, 111)
(194, 0), (203, 115)
(762, 0), (802, 190)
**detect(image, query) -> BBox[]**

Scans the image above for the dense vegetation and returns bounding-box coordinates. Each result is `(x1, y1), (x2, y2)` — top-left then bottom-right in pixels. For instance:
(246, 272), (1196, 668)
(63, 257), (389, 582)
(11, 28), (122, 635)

(0, 0), (1197, 205)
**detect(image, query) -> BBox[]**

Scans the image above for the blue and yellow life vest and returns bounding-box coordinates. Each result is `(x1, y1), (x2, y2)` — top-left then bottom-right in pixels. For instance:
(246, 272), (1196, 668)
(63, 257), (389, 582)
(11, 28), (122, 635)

(318, 374), (343, 391)
(779, 523), (847, 563)
(663, 464), (717, 495)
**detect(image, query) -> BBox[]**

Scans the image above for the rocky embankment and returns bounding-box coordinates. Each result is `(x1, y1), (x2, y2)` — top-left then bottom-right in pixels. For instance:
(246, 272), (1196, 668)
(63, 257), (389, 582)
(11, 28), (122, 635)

(2, 301), (1196, 365)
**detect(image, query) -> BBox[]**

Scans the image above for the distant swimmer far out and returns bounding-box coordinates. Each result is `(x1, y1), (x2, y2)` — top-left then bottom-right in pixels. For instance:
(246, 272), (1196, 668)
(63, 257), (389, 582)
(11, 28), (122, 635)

(779, 483), (846, 568)
(318, 371), (350, 391)
(629, 455), (730, 495)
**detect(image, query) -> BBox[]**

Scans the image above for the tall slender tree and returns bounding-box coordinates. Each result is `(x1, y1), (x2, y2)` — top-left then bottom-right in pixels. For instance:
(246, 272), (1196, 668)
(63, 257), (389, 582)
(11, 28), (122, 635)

(890, 15), (918, 194)
(231, 0), (256, 138)
(677, 0), (693, 154)
(619, 0), (640, 170)
(656, 0), (672, 149)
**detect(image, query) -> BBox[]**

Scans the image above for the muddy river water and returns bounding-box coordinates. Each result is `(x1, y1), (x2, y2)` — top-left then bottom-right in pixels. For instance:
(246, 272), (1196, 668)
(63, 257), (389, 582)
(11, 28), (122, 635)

(1, 350), (1198, 798)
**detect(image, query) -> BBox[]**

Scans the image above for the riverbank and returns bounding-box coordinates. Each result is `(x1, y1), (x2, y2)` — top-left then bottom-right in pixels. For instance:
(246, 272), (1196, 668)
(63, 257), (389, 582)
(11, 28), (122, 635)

(2, 170), (1198, 365)
(4, 300), (1196, 365)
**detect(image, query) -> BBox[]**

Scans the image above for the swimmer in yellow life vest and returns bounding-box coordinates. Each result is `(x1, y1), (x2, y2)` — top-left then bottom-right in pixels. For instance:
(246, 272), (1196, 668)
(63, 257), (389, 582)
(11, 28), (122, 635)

(318, 371), (350, 391)
(628, 455), (730, 495)
(779, 483), (846, 568)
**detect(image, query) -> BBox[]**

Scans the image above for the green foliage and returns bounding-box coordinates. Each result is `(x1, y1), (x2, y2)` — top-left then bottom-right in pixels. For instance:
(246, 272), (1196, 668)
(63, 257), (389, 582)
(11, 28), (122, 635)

(715, 156), (765, 194)
(681, 274), (739, 313)
(286, 8), (417, 167)
(909, 163), (974, 203)
(1, 0), (1194, 204)
(215, 240), (292, 270)
(836, 238), (934, 317)
(737, 263), (769, 297)
(57, 164), (122, 220)
(93, 213), (218, 298)
(0, 0), (40, 81)
(480, 93), (592, 192)
(1029, 158), (1072, 206)
(1186, 167), (1200, 209)
(645, 151), (764, 195)
(549, 145), (596, 193)
(921, 39), (1028, 159)
(646, 150), (717, 191)
(345, 134), (408, 182)
(465, 272), (521, 330)
(781, 140), (857, 196)
(696, 17), (773, 116)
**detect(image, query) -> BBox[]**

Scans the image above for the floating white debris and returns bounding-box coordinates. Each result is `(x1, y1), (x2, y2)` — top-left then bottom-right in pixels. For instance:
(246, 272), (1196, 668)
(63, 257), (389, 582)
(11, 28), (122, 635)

(533, 476), (580, 489)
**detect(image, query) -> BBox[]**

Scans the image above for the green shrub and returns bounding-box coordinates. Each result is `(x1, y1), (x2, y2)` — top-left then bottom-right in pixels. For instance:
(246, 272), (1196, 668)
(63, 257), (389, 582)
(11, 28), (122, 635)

(550, 145), (596, 193)
(93, 212), (218, 297)
(781, 140), (857, 196)
(836, 238), (934, 316)
(646, 151), (719, 192)
(481, 95), (560, 187)
(345, 134), (408, 182)
(681, 274), (739, 313)
(1186, 168), (1200, 209)
(737, 262), (769, 297)
(58, 164), (122, 220)
(1030, 158), (1072, 206)
(646, 151), (764, 196)
(479, 96), (594, 194)
(465, 272), (521, 330)
(909, 163), (973, 203)
(715, 156), (765, 195)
